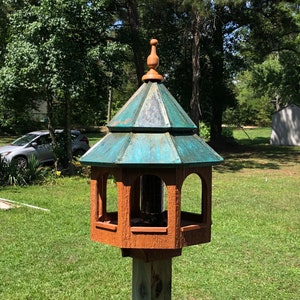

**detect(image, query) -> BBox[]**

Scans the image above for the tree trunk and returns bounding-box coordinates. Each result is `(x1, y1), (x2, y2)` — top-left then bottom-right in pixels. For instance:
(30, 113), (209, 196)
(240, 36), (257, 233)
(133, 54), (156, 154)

(46, 93), (60, 169)
(126, 0), (144, 86)
(65, 94), (74, 175)
(190, 11), (202, 134)
(46, 95), (56, 146)
(210, 8), (225, 142)
(107, 72), (113, 123)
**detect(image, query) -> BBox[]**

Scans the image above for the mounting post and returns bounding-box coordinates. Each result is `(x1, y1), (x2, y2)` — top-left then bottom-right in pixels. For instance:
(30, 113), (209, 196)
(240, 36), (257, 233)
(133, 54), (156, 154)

(132, 258), (172, 300)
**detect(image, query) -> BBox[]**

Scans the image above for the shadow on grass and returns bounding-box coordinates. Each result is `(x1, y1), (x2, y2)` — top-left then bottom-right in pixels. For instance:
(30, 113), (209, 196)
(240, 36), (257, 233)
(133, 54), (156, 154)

(236, 136), (270, 146)
(214, 142), (300, 173)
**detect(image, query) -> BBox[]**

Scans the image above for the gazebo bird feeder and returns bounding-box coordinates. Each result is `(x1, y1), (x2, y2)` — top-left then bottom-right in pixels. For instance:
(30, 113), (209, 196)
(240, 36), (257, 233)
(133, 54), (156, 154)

(80, 39), (223, 299)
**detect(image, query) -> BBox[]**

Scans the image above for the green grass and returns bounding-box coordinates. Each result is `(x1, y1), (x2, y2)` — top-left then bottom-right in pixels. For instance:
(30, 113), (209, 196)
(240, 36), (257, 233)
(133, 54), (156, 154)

(0, 128), (299, 299)
(233, 127), (271, 145)
(86, 132), (106, 146)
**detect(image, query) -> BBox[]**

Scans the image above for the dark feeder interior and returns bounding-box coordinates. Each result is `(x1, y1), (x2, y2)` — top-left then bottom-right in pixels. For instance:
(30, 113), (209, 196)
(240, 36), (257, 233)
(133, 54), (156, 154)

(133, 175), (166, 227)
(81, 39), (223, 261)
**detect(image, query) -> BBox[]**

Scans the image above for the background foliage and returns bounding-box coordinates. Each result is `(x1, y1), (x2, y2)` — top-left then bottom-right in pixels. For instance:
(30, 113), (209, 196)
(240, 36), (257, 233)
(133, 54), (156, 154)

(0, 1), (299, 135)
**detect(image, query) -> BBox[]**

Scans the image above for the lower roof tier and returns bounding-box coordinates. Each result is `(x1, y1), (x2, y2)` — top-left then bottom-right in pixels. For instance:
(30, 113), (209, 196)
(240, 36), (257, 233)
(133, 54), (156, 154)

(80, 132), (224, 167)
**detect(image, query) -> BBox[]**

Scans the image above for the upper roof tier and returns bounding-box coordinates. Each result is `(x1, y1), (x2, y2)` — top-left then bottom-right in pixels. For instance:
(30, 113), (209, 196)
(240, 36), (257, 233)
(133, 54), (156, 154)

(108, 82), (197, 132)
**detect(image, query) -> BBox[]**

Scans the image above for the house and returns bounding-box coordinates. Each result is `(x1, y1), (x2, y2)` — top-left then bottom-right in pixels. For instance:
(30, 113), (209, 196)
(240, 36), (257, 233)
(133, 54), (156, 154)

(270, 104), (300, 146)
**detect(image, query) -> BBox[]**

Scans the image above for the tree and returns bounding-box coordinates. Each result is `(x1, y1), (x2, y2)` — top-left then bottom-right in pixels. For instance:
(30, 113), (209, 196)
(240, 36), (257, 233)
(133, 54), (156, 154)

(120, 0), (145, 86)
(119, 0), (240, 139)
(179, 1), (239, 139)
(190, 7), (204, 133)
(0, 0), (125, 172)
(225, 70), (274, 126)
(247, 1), (300, 106)
(0, 1), (8, 66)
(226, 0), (300, 125)
(1, 0), (299, 149)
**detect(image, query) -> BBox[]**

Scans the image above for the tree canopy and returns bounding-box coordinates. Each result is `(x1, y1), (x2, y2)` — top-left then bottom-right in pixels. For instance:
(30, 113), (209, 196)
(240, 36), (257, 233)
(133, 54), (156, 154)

(0, 0), (299, 141)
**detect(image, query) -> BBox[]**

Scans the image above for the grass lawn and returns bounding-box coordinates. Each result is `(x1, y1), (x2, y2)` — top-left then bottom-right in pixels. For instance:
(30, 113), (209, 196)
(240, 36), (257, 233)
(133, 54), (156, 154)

(233, 127), (271, 145)
(0, 128), (299, 299)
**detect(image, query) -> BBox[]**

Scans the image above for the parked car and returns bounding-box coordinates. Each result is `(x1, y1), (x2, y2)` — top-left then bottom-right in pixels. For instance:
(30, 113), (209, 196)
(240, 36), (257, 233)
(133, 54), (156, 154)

(0, 129), (90, 168)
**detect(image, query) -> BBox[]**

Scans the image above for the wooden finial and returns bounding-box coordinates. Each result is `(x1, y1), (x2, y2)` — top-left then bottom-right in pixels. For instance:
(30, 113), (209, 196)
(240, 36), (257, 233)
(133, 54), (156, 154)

(142, 39), (163, 82)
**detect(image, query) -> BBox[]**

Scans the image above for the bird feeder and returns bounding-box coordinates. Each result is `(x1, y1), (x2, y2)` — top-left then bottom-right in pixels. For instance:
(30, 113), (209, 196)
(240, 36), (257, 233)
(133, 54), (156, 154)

(80, 39), (223, 298)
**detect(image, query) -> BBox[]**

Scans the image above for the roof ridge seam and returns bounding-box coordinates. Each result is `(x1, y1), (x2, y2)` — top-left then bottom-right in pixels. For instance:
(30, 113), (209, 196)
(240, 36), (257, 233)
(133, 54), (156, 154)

(156, 83), (171, 127)
(168, 133), (183, 164)
(132, 83), (151, 126)
(115, 132), (133, 164)
(160, 84), (197, 129)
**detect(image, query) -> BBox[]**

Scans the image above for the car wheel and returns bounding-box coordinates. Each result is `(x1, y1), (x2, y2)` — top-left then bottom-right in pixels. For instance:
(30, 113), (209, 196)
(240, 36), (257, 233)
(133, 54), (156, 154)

(12, 156), (28, 169)
(73, 149), (86, 160)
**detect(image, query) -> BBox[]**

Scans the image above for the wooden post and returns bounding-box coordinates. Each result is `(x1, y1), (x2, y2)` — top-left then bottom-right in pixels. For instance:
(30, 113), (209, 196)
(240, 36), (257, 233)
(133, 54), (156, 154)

(132, 258), (172, 300)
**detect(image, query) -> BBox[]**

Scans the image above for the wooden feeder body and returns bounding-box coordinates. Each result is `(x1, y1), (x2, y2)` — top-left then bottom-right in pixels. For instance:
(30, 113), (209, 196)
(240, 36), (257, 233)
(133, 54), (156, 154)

(90, 165), (212, 250)
(81, 70), (223, 257)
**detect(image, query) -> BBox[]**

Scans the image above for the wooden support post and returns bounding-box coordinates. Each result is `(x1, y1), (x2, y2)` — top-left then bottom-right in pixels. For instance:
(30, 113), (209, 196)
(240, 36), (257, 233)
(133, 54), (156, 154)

(132, 258), (172, 300)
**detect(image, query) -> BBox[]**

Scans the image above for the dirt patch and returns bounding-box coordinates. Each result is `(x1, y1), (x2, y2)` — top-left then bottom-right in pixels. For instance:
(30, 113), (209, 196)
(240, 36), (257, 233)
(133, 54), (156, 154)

(0, 199), (17, 210)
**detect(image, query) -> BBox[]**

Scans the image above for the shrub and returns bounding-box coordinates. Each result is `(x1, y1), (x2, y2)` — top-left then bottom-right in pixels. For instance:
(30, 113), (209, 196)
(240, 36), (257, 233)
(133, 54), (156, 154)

(0, 156), (8, 185)
(52, 132), (69, 170)
(199, 122), (234, 140)
(23, 155), (48, 183)
(199, 122), (210, 140)
(222, 126), (234, 139)
(0, 155), (46, 186)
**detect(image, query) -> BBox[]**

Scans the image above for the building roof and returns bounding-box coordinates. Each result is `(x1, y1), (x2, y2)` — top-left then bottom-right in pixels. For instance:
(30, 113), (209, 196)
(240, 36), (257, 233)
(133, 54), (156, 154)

(272, 103), (300, 115)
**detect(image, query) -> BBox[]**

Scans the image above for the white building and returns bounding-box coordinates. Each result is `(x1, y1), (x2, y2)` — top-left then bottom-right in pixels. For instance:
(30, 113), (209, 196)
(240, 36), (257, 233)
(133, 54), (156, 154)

(270, 104), (300, 146)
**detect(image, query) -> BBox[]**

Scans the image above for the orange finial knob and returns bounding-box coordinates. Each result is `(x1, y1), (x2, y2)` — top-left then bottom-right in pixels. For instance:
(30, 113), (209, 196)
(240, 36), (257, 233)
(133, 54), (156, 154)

(142, 39), (163, 82)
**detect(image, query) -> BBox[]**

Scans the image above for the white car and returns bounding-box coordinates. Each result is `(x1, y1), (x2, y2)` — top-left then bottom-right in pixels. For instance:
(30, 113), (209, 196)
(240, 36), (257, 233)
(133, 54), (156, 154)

(0, 130), (90, 168)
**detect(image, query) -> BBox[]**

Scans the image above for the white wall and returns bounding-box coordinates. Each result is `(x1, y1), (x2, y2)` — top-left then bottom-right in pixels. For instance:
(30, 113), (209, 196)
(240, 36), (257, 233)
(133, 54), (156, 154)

(270, 104), (300, 146)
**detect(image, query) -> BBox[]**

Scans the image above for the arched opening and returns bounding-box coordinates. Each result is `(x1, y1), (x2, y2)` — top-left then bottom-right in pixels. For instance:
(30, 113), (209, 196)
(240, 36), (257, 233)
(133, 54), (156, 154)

(106, 174), (118, 213)
(181, 173), (203, 226)
(130, 174), (168, 228)
(97, 173), (118, 225)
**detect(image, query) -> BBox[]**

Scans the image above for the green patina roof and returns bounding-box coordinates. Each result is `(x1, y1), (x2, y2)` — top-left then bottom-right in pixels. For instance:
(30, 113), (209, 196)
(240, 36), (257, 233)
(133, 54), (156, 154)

(80, 81), (223, 167)
(107, 82), (196, 132)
